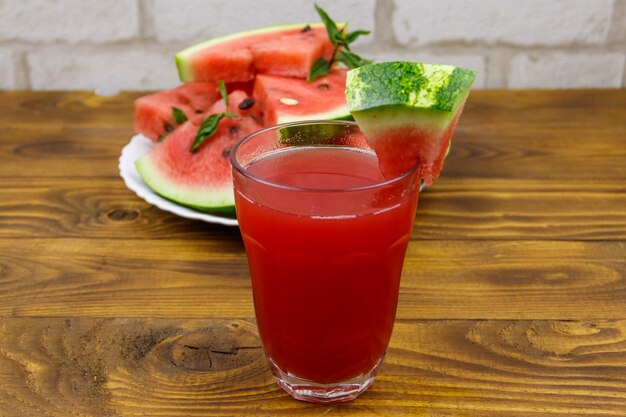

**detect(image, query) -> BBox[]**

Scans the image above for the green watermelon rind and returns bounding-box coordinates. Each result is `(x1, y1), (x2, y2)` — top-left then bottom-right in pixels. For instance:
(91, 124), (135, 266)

(135, 154), (235, 213)
(277, 108), (353, 124)
(349, 105), (454, 137)
(346, 61), (475, 140)
(346, 61), (475, 183)
(175, 22), (343, 82)
(346, 62), (476, 114)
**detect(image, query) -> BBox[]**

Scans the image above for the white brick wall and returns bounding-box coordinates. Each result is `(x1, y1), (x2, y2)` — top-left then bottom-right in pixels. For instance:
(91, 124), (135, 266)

(392, 0), (614, 46)
(0, 49), (16, 89)
(509, 53), (625, 88)
(27, 47), (179, 92)
(0, 0), (624, 91)
(0, 1), (139, 43)
(153, 0), (376, 44)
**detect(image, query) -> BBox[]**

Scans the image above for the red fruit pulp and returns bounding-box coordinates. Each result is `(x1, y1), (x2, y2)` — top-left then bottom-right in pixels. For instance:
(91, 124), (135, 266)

(187, 25), (333, 82)
(134, 82), (219, 141)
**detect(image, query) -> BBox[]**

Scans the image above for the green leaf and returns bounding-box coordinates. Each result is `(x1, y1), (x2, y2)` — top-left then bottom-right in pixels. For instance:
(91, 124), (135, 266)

(307, 58), (330, 82)
(309, 3), (372, 81)
(336, 50), (373, 69)
(190, 113), (226, 153)
(343, 29), (370, 44)
(314, 4), (340, 46)
(223, 111), (238, 118)
(218, 80), (228, 106)
(172, 107), (187, 125)
(157, 131), (170, 142)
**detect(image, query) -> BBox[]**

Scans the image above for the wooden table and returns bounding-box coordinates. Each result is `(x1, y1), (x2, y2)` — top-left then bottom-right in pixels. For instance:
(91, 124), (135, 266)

(0, 90), (625, 416)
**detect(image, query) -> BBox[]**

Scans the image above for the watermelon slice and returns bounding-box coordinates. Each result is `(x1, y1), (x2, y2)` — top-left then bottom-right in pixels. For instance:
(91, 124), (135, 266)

(345, 61), (476, 184)
(135, 91), (262, 212)
(134, 82), (220, 141)
(175, 23), (338, 83)
(254, 69), (351, 125)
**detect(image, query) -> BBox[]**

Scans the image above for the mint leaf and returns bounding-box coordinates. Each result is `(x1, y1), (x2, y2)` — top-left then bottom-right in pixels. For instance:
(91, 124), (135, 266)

(189, 111), (238, 153)
(314, 3), (340, 45)
(336, 50), (372, 69)
(309, 4), (372, 82)
(157, 132), (170, 142)
(218, 80), (228, 106)
(307, 58), (330, 82)
(343, 29), (370, 44)
(190, 113), (225, 153)
(172, 107), (187, 124)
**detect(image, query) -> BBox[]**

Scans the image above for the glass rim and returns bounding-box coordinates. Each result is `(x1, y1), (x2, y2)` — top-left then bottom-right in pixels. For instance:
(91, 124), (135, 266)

(229, 120), (419, 193)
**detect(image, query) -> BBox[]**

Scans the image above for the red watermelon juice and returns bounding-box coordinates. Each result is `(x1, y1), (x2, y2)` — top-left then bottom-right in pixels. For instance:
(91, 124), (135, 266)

(231, 121), (419, 403)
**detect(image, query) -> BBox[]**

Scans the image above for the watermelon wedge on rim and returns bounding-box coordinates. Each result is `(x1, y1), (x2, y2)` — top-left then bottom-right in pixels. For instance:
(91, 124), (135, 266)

(346, 61), (476, 185)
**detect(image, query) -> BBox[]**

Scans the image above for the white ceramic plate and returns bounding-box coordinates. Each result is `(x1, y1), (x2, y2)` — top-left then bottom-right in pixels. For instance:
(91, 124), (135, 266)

(119, 134), (426, 227)
(119, 134), (239, 226)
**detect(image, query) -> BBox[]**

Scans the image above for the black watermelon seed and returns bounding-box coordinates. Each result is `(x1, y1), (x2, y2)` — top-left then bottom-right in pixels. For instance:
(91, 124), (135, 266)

(238, 97), (255, 110)
(195, 109), (203, 114)
(222, 147), (231, 157)
(318, 83), (329, 90)
(164, 122), (175, 132)
(301, 25), (311, 33)
(229, 126), (239, 135)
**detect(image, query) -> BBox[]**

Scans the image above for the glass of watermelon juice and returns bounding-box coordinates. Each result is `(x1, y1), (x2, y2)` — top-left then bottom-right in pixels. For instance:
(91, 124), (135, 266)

(230, 120), (420, 403)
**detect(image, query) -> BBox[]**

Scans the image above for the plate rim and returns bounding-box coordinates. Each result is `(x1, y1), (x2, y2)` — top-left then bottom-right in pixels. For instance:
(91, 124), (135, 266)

(119, 134), (425, 227)
(118, 134), (240, 227)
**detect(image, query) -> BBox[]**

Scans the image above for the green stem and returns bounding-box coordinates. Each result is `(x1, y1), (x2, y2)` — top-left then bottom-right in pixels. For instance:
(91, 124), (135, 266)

(327, 27), (345, 69)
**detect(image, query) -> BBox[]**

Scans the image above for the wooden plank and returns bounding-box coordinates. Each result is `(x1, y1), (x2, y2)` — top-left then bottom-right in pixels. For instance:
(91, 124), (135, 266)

(443, 126), (626, 180)
(416, 178), (626, 240)
(0, 125), (131, 177)
(0, 176), (239, 239)
(0, 317), (624, 416)
(0, 90), (625, 180)
(1, 89), (624, 130)
(0, 90), (139, 128)
(2, 122), (625, 179)
(2, 177), (626, 241)
(1, 238), (625, 320)
(461, 89), (626, 130)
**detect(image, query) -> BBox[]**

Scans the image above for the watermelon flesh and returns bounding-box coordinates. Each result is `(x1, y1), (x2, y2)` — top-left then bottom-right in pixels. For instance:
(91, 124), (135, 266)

(366, 110), (462, 184)
(136, 22), (359, 214)
(251, 33), (326, 78)
(134, 82), (219, 141)
(346, 62), (476, 185)
(135, 91), (262, 211)
(254, 69), (350, 125)
(176, 23), (336, 83)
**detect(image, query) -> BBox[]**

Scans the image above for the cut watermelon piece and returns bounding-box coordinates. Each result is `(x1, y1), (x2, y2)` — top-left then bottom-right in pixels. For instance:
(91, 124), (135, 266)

(208, 89), (259, 120)
(134, 82), (220, 141)
(251, 33), (326, 78)
(175, 23), (338, 83)
(135, 92), (263, 212)
(346, 62), (476, 184)
(254, 69), (351, 125)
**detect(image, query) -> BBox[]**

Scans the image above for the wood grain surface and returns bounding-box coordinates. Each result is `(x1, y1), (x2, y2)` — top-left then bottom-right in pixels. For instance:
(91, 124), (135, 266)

(1, 318), (625, 416)
(1, 238), (626, 320)
(2, 177), (626, 241)
(1, 90), (625, 416)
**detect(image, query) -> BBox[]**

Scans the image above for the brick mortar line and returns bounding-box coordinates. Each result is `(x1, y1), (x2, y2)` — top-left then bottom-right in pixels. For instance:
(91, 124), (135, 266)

(1, 39), (625, 53)
(137, 0), (156, 41)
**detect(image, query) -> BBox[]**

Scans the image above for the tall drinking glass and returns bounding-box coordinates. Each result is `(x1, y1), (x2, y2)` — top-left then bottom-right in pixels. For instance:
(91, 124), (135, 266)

(230, 120), (419, 403)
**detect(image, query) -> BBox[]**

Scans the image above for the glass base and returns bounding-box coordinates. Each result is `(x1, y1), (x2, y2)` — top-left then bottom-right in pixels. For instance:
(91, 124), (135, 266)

(268, 357), (382, 404)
